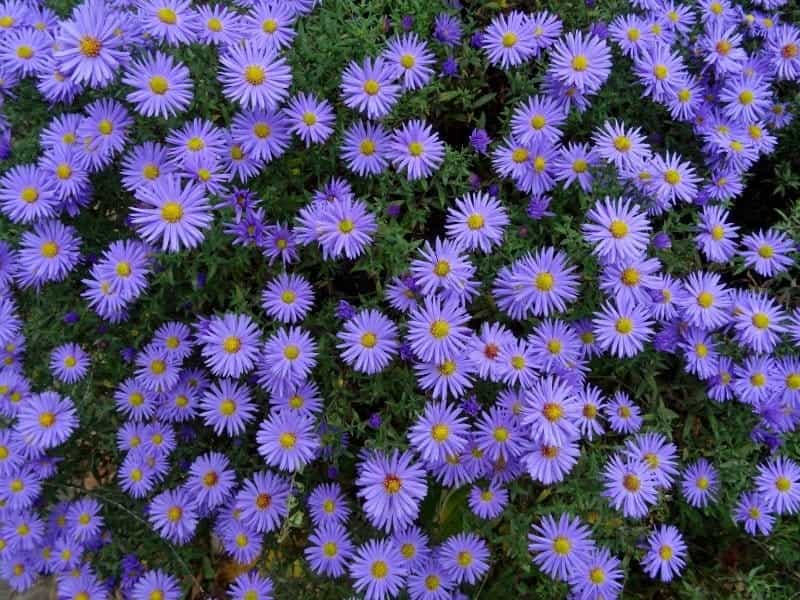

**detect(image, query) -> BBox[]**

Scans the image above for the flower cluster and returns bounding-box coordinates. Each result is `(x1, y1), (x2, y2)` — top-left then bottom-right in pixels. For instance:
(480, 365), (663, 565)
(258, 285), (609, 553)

(0, 0), (800, 599)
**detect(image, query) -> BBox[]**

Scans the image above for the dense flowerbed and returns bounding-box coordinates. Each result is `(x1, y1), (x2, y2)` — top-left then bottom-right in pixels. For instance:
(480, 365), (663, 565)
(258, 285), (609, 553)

(1, 0), (800, 598)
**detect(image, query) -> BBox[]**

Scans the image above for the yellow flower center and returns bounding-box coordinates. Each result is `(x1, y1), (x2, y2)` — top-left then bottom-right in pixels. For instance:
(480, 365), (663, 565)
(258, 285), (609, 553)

(207, 17), (222, 32)
(16, 45), (33, 59)
(98, 119), (113, 135)
(149, 75), (169, 95)
(695, 343), (708, 358)
(322, 541), (337, 557)
(644, 452), (659, 469)
(571, 54), (588, 71)
(279, 432), (297, 449)
(384, 474), (402, 494)
(697, 292), (714, 309)
(533, 156), (546, 172)
(143, 163), (160, 180)
(623, 474), (640, 491)
(543, 402), (563, 422)
(21, 187), (39, 203)
(283, 344), (300, 360)
(431, 423), (449, 442)
(302, 112), (317, 126)
(157, 8), (177, 24)
(0, 15), (13, 27)
(256, 493), (271, 509)
(467, 213), (484, 230)
(696, 476), (709, 490)
(572, 158), (588, 173)
(653, 64), (668, 80)
(609, 219), (628, 238)
(659, 545), (673, 560)
(511, 148), (529, 163)
(230, 145), (244, 160)
(262, 18), (277, 33)
(161, 201), (183, 223)
(223, 336), (241, 354)
(322, 499), (335, 513)
(338, 219), (354, 234)
(758, 245), (773, 259)
(425, 575), (440, 590)
(748, 506), (760, 519)
(535, 271), (554, 291)
(590, 567), (606, 584)
(776, 476), (791, 492)
(627, 28), (640, 42)
(664, 169), (681, 185)
(244, 65), (265, 86)
(552, 536), (571, 555)
(400, 54), (415, 69)
(621, 267), (640, 286)
(751, 312), (770, 330)
(41, 241), (59, 258)
(150, 359), (166, 375)
(751, 373), (766, 387)
(363, 79), (380, 95)
(360, 332), (377, 348)
(253, 122), (271, 138)
(56, 164), (72, 180)
(400, 543), (416, 559)
(219, 399), (235, 416)
(408, 141), (424, 157)
(613, 136), (631, 152)
(235, 533), (248, 548)
(64, 355), (77, 368)
(438, 360), (456, 376)
(458, 551), (473, 567)
(583, 404), (597, 418)
(434, 259), (451, 277)
(167, 506), (182, 522)
(493, 426), (508, 442)
(360, 139), (376, 156)
(547, 339), (562, 355)
(615, 317), (633, 334)
(782, 43), (798, 59)
(786, 373), (800, 390)
(371, 560), (388, 579)
(502, 32), (518, 48)
(511, 355), (526, 370)
(430, 320), (450, 339)
(739, 90), (754, 105)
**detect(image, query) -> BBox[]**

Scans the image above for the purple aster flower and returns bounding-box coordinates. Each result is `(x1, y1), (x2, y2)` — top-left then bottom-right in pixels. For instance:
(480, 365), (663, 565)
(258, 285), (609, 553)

(388, 120), (445, 180)
(678, 271), (732, 330)
(261, 272), (314, 323)
(733, 291), (787, 354)
(592, 120), (651, 171)
(235, 470), (291, 534)
(166, 117), (226, 163)
(681, 458), (719, 508)
(528, 10), (563, 53)
(153, 321), (193, 361)
(624, 432), (679, 489)
(131, 175), (212, 253)
(441, 55), (459, 78)
(123, 51), (193, 119)
(648, 152), (699, 204)
(337, 309), (399, 374)
(67, 497), (104, 543)
(528, 513), (593, 582)
(349, 538), (408, 600)
(187, 451), (236, 510)
(641, 525), (687, 582)
(317, 197), (377, 260)
(341, 56), (400, 119)
(568, 545), (624, 600)
(261, 326), (318, 385)
(228, 571), (273, 600)
(492, 247), (580, 319)
(549, 31), (612, 94)
(383, 33), (435, 90)
(341, 120), (391, 177)
(583, 196), (651, 261)
(575, 384), (606, 440)
(1, 28), (51, 77)
(283, 92), (335, 146)
(242, 1), (297, 52)
(468, 482), (509, 519)
(553, 142), (598, 192)
(592, 298), (654, 358)
(439, 533), (490, 585)
(219, 41), (292, 110)
(408, 400), (469, 463)
(194, 4), (244, 46)
(605, 391), (643, 434)
(695, 204), (739, 262)
(231, 108), (291, 164)
(410, 238), (478, 304)
(49, 343), (90, 384)
(77, 98), (132, 171)
(511, 95), (567, 146)
(385, 275), (421, 314)
(720, 73), (772, 122)
(755, 457), (800, 515)
(0, 164), (59, 224)
(482, 10), (537, 69)
(602, 453), (658, 518)
(199, 313), (261, 378)
(433, 13), (462, 46)
(335, 299), (356, 320)
(138, 0), (198, 45)
(600, 256), (661, 305)
(633, 43), (686, 102)
(521, 375), (580, 446)
(121, 142), (176, 192)
(199, 378), (256, 436)
(741, 228), (795, 277)
(407, 296), (471, 364)
(699, 22), (746, 75)
(148, 487), (198, 544)
(469, 128), (491, 154)
(17, 219), (82, 290)
(445, 191), (508, 253)
(308, 482), (351, 526)
(414, 352), (476, 400)
(356, 449), (427, 532)
(768, 24), (800, 80)
(305, 522), (354, 577)
(130, 570), (181, 600)
(734, 491), (774, 535)
(257, 411), (319, 473)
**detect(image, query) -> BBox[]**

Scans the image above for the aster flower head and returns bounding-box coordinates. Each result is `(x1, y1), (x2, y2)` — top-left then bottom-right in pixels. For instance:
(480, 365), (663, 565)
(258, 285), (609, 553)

(337, 309), (399, 375)
(283, 92), (335, 146)
(194, 3), (244, 46)
(261, 272), (314, 324)
(17, 391), (78, 450)
(382, 33), (435, 90)
(123, 51), (193, 120)
(634, 42), (687, 101)
(243, 0), (297, 52)
(410, 238), (478, 304)
(317, 197), (377, 260)
(131, 175), (212, 253)
(734, 491), (774, 535)
(0, 164), (59, 225)
(641, 525), (687, 582)
(439, 533), (490, 585)
(199, 313), (261, 378)
(733, 291), (787, 354)
(592, 298), (655, 359)
(231, 108), (291, 164)
(528, 513), (594, 582)
(305, 522), (354, 577)
(768, 24), (800, 81)
(605, 391), (643, 434)
(148, 487), (198, 544)
(624, 432), (679, 489)
(356, 449), (427, 533)
(388, 120), (445, 181)
(433, 13), (462, 46)
(549, 30), (612, 94)
(261, 326), (318, 385)
(341, 56), (400, 119)
(235, 470), (292, 534)
(200, 378), (256, 437)
(592, 120), (651, 171)
(308, 482), (351, 527)
(408, 401), (469, 464)
(602, 453), (658, 518)
(407, 296), (472, 364)
(50, 343), (90, 384)
(741, 228), (795, 277)
(583, 197), (651, 262)
(341, 120), (391, 177)
(445, 191), (508, 253)
(695, 204), (739, 262)
(521, 375), (580, 446)
(681, 458), (719, 508)
(678, 271), (732, 330)
(482, 11), (537, 69)
(755, 457), (800, 515)
(219, 41), (292, 110)
(130, 570), (181, 600)
(139, 0), (198, 45)
(568, 545), (624, 600)
(256, 410), (319, 473)
(349, 538), (408, 600)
